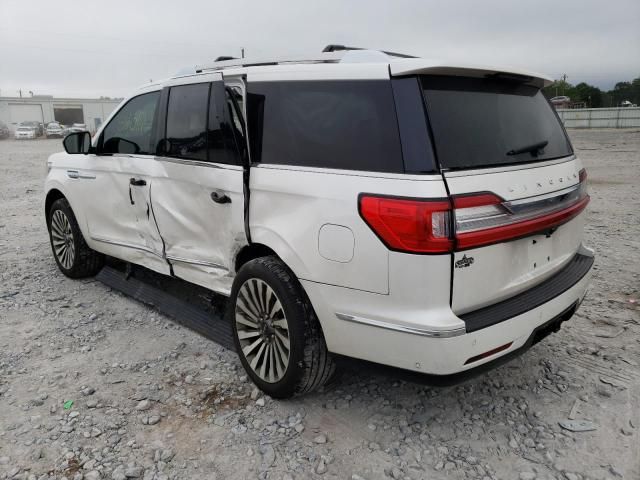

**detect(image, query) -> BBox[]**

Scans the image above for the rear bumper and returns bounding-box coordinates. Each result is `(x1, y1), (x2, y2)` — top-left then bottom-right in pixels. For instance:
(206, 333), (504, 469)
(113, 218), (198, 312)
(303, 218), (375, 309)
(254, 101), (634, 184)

(303, 246), (593, 375)
(461, 251), (593, 332)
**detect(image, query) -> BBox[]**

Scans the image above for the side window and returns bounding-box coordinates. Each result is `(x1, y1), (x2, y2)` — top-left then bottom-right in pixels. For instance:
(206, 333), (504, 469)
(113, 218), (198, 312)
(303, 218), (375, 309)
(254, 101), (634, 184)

(166, 83), (209, 161)
(246, 80), (403, 173)
(207, 82), (242, 165)
(101, 92), (159, 155)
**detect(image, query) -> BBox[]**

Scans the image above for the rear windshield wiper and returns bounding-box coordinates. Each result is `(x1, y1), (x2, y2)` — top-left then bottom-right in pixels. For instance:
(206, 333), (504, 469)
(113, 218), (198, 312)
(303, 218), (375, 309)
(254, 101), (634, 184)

(506, 140), (548, 156)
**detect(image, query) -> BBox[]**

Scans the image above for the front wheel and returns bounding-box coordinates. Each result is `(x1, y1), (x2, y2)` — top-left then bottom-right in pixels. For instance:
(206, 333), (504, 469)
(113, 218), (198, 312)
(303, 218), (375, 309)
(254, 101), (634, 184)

(230, 256), (336, 398)
(47, 198), (104, 278)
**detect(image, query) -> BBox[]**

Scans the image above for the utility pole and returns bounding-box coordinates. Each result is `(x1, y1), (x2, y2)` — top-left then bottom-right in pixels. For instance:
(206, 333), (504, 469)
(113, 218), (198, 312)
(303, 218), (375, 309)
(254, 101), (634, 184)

(561, 74), (567, 96)
(18, 89), (22, 98)
(241, 47), (245, 59)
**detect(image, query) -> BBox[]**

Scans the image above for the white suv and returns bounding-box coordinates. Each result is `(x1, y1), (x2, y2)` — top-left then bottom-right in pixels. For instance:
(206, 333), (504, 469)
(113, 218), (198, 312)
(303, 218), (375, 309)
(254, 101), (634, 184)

(44, 46), (594, 398)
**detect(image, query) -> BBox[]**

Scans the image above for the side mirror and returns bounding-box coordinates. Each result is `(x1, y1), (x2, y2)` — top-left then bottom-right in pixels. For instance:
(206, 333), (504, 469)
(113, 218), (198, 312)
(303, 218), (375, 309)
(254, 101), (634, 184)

(63, 131), (92, 154)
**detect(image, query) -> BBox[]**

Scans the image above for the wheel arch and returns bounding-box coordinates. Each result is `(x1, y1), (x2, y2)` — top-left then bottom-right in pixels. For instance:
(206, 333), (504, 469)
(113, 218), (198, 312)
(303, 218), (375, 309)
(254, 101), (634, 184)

(45, 188), (66, 219)
(234, 243), (279, 273)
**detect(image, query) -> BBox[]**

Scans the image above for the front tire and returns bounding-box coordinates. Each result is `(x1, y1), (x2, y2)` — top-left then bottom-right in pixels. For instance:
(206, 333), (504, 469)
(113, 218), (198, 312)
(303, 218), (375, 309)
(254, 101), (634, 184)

(47, 198), (104, 278)
(230, 256), (336, 398)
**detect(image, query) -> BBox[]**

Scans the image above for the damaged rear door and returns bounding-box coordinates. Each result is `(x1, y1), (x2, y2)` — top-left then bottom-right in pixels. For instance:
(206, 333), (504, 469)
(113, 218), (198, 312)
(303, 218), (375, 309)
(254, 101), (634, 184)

(151, 75), (247, 295)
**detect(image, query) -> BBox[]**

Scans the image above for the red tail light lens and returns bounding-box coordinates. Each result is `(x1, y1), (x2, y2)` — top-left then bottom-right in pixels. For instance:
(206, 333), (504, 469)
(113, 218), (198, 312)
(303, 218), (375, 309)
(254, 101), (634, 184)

(453, 171), (590, 250)
(359, 195), (453, 253)
(359, 170), (589, 253)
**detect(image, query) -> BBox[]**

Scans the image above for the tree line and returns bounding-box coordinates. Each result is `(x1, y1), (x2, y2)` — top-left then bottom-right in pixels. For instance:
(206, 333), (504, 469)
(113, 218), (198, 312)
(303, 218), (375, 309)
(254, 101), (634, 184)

(542, 76), (640, 108)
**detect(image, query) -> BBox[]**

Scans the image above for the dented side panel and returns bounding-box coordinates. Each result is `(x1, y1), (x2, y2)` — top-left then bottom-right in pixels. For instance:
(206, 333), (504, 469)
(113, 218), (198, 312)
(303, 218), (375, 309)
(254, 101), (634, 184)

(150, 160), (247, 295)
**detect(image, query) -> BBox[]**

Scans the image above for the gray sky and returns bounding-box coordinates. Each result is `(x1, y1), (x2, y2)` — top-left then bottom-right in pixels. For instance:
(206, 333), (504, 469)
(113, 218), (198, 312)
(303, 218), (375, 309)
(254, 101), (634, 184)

(1, 0), (639, 98)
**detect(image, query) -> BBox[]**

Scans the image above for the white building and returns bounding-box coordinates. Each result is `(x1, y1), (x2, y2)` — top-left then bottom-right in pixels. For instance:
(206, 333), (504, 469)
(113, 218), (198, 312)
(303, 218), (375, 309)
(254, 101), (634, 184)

(0, 96), (122, 134)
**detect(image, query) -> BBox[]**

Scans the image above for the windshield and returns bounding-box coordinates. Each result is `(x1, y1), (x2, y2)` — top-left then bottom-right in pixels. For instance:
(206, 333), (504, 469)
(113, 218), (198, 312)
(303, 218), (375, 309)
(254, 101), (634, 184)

(421, 75), (573, 170)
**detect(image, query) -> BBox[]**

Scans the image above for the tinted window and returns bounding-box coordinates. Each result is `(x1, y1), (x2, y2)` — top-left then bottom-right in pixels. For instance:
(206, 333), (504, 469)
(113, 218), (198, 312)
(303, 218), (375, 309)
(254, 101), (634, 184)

(422, 76), (573, 170)
(102, 92), (159, 154)
(206, 82), (242, 165)
(247, 80), (403, 173)
(166, 83), (209, 161)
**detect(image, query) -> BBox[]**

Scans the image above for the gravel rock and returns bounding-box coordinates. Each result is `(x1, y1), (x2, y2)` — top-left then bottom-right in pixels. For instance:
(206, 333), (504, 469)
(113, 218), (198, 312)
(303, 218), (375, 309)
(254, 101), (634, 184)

(125, 466), (144, 478)
(313, 434), (328, 444)
(136, 399), (151, 411)
(316, 459), (327, 474)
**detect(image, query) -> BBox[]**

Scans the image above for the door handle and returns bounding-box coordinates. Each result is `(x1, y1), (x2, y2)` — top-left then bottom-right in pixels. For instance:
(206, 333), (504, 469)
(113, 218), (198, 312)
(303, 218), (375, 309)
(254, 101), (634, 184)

(210, 190), (231, 204)
(130, 178), (146, 186)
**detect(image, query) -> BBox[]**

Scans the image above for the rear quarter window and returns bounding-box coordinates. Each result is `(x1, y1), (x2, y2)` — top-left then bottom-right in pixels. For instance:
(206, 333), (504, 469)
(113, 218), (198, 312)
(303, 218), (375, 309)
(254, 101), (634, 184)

(422, 76), (573, 170)
(247, 80), (403, 173)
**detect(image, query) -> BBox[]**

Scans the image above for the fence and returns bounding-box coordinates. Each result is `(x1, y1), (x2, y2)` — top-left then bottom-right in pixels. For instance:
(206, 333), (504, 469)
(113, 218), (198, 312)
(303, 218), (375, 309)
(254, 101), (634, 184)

(556, 107), (640, 128)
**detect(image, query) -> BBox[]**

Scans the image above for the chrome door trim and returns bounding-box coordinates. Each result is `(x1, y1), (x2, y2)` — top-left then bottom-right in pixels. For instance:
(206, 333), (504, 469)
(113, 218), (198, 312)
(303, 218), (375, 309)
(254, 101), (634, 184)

(165, 254), (228, 271)
(66, 170), (96, 180)
(91, 235), (164, 258)
(335, 312), (466, 338)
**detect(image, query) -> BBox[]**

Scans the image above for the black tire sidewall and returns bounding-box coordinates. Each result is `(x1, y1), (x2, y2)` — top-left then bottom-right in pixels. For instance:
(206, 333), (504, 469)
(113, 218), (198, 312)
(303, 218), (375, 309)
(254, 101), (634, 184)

(230, 258), (309, 398)
(47, 198), (82, 277)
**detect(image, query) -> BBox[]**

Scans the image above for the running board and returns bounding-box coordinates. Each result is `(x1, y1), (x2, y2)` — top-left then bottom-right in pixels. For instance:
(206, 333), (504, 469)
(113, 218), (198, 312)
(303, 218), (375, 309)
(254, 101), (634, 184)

(96, 265), (235, 351)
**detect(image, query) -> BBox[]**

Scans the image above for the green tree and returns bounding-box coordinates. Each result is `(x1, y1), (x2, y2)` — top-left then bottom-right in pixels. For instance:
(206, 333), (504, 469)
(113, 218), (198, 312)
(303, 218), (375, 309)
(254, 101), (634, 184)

(573, 82), (603, 108)
(607, 78), (640, 106)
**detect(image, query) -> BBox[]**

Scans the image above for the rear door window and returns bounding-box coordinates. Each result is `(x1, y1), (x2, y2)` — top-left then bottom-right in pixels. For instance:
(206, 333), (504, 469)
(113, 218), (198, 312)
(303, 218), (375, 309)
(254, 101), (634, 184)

(166, 83), (209, 161)
(422, 76), (573, 170)
(247, 80), (403, 173)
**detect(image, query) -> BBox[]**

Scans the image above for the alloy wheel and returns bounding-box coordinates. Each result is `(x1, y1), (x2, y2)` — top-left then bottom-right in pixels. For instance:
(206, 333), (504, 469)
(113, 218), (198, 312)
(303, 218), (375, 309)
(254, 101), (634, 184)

(50, 210), (75, 269)
(235, 278), (290, 383)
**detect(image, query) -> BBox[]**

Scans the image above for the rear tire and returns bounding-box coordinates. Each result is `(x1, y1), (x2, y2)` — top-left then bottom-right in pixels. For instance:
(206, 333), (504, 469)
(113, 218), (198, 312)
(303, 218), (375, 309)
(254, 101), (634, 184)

(230, 256), (336, 398)
(47, 198), (104, 278)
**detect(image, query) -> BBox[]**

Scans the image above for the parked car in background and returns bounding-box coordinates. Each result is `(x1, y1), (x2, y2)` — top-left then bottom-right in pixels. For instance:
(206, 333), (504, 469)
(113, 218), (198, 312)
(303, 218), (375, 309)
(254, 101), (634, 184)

(45, 47), (594, 398)
(550, 96), (571, 109)
(15, 126), (37, 139)
(20, 121), (44, 136)
(46, 122), (65, 138)
(69, 123), (88, 133)
(0, 121), (10, 139)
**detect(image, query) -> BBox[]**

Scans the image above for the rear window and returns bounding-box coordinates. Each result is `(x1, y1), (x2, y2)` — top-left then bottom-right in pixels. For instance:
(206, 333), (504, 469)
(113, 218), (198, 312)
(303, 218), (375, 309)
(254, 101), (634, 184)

(422, 76), (573, 170)
(247, 80), (403, 173)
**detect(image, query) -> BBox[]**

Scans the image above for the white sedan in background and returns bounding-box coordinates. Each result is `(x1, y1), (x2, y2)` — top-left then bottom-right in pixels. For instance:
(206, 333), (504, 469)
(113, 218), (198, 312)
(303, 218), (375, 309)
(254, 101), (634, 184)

(15, 126), (37, 139)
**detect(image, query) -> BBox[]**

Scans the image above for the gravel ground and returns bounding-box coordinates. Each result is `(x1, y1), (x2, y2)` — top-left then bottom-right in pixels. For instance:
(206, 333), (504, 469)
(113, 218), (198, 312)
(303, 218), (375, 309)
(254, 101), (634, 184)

(0, 130), (638, 480)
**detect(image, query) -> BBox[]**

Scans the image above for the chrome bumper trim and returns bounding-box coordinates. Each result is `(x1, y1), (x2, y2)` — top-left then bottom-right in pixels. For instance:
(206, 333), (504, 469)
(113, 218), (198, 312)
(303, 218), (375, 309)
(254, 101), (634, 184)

(335, 312), (466, 338)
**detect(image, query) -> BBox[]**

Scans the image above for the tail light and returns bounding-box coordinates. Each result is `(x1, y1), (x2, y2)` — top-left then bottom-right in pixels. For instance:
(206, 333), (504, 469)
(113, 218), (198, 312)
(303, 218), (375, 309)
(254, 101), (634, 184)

(358, 196), (453, 253)
(359, 169), (589, 253)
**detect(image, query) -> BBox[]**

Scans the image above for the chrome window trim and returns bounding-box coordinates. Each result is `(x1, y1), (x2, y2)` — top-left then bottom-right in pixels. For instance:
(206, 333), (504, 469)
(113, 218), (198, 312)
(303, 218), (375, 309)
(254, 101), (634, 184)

(156, 156), (243, 171)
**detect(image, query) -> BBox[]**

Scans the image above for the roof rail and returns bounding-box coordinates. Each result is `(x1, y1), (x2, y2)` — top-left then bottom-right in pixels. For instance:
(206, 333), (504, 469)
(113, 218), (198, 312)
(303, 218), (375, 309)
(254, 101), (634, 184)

(322, 44), (416, 59)
(194, 46), (417, 73)
(195, 52), (344, 73)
